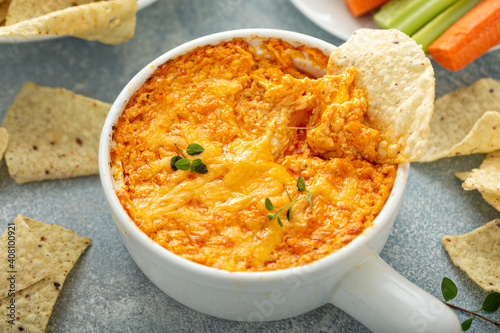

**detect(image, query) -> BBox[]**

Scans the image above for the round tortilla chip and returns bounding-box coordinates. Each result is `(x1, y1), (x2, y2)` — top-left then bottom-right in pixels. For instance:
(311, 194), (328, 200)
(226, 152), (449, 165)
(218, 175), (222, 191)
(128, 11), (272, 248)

(420, 78), (500, 162)
(327, 28), (435, 164)
(442, 220), (500, 293)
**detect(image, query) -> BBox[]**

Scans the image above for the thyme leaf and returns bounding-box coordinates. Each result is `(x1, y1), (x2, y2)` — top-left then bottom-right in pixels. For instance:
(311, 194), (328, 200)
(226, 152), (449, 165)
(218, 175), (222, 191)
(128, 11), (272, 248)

(171, 143), (208, 174)
(170, 155), (182, 171)
(441, 277), (458, 302)
(440, 277), (500, 331)
(482, 292), (500, 313)
(175, 158), (191, 171)
(194, 162), (208, 174)
(265, 177), (313, 227)
(297, 176), (306, 192)
(461, 318), (474, 331)
(265, 198), (274, 211)
(186, 143), (204, 156)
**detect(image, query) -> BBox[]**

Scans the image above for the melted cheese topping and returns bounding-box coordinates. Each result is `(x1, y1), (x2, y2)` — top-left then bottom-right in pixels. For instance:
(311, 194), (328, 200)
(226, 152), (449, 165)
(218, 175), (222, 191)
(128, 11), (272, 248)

(111, 39), (397, 272)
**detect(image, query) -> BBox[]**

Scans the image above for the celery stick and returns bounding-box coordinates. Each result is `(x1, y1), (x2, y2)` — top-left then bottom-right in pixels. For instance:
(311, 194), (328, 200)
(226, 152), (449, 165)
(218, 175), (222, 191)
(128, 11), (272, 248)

(412, 0), (482, 53)
(374, 0), (460, 35)
(374, 0), (404, 28)
(374, 0), (417, 29)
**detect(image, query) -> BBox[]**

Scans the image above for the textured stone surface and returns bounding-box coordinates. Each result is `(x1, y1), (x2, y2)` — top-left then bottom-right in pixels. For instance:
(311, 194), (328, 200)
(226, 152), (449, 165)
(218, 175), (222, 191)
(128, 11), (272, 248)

(0, 0), (499, 332)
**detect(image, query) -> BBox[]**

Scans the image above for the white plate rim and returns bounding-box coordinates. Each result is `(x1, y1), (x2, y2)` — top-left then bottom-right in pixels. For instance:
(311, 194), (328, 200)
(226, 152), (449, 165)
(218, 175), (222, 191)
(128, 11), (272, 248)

(289, 0), (500, 52)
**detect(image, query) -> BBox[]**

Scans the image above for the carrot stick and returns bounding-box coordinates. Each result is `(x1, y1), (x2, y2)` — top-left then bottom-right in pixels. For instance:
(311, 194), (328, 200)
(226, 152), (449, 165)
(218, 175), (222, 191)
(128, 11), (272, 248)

(412, 0), (482, 53)
(428, 0), (500, 71)
(344, 0), (389, 17)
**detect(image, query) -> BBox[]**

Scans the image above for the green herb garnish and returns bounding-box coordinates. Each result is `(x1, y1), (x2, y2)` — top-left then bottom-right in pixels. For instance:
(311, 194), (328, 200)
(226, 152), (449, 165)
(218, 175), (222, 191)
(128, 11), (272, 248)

(440, 277), (500, 331)
(265, 176), (313, 227)
(170, 143), (208, 174)
(185, 143), (204, 156)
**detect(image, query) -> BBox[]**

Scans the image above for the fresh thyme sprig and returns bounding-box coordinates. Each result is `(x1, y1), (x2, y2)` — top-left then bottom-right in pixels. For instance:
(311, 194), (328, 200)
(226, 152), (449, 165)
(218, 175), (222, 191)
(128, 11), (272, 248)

(170, 143), (208, 174)
(265, 176), (314, 227)
(441, 277), (500, 331)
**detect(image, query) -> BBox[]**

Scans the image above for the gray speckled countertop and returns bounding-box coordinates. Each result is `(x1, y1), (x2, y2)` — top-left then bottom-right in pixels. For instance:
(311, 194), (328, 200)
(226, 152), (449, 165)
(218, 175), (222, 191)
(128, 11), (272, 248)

(0, 1), (499, 332)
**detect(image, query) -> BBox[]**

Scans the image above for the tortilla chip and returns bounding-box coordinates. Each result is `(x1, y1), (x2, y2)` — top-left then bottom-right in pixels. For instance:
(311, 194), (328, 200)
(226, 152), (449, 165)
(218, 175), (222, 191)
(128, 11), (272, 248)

(2, 82), (110, 184)
(442, 220), (500, 292)
(455, 171), (470, 181)
(0, 128), (7, 163)
(0, 0), (137, 45)
(462, 150), (500, 195)
(327, 28), (435, 164)
(5, 0), (98, 26)
(23, 216), (91, 270)
(0, 216), (55, 299)
(0, 215), (91, 333)
(456, 170), (500, 212)
(455, 152), (500, 212)
(420, 78), (500, 162)
(0, 0), (10, 25)
(481, 193), (500, 211)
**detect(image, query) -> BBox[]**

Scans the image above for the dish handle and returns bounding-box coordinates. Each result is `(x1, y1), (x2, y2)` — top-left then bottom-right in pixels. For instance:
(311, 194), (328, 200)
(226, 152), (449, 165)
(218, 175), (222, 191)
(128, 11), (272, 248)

(329, 251), (462, 333)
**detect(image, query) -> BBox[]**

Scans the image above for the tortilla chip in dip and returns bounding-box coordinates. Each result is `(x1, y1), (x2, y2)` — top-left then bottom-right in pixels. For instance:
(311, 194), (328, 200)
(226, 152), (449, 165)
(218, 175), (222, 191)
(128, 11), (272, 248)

(420, 78), (500, 162)
(0, 215), (91, 333)
(0, 127), (7, 163)
(0, 0), (137, 44)
(442, 220), (500, 292)
(327, 28), (435, 164)
(2, 82), (110, 184)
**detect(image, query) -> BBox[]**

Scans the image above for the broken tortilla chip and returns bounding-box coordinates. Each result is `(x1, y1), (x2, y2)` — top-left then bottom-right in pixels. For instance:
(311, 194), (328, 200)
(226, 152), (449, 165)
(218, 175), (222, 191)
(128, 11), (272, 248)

(455, 151), (500, 212)
(5, 0), (98, 26)
(480, 193), (500, 212)
(327, 28), (435, 164)
(2, 82), (110, 184)
(442, 220), (500, 293)
(462, 150), (500, 196)
(0, 128), (7, 163)
(420, 78), (500, 162)
(0, 215), (91, 333)
(455, 171), (470, 182)
(0, 0), (137, 45)
(0, 216), (55, 299)
(456, 171), (500, 212)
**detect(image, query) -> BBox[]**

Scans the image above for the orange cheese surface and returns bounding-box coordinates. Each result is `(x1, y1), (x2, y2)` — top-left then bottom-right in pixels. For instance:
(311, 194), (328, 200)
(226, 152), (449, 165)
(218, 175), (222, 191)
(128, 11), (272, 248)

(110, 38), (397, 272)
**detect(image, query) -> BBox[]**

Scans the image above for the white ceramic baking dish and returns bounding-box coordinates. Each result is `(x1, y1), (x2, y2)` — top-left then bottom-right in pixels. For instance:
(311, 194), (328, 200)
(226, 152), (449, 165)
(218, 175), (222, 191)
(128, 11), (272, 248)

(99, 29), (461, 333)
